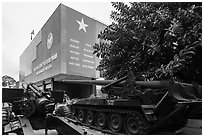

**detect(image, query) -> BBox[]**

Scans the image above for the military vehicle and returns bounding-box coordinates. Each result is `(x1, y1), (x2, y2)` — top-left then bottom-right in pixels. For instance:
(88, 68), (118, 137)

(69, 71), (202, 134)
(2, 72), (201, 135)
(2, 83), (65, 134)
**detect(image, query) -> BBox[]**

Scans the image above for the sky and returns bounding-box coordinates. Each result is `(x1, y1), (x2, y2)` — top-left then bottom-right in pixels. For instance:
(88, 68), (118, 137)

(2, 1), (114, 81)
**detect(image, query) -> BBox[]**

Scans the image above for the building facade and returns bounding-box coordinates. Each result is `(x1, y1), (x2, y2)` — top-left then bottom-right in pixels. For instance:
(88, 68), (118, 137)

(19, 4), (107, 98)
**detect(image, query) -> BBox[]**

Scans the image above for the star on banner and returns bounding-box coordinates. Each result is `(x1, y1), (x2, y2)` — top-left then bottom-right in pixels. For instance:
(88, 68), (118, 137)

(76, 18), (88, 33)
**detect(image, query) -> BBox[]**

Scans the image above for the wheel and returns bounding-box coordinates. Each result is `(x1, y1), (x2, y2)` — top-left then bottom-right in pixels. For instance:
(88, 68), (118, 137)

(21, 100), (35, 117)
(108, 113), (123, 132)
(77, 110), (85, 123)
(55, 105), (71, 117)
(86, 111), (94, 125)
(96, 112), (107, 129)
(124, 113), (149, 135)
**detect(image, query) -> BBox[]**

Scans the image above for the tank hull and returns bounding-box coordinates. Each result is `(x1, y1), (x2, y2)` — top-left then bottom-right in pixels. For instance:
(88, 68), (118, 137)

(71, 97), (157, 134)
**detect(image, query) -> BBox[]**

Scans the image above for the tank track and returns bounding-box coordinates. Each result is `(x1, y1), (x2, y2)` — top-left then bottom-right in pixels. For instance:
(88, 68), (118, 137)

(78, 121), (124, 135)
(71, 105), (151, 135)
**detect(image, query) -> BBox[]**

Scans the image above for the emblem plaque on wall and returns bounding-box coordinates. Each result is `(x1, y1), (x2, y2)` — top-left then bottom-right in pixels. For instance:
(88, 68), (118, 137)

(47, 32), (53, 49)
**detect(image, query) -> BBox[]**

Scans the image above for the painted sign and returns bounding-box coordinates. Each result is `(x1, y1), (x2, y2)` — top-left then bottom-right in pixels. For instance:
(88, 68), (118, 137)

(65, 7), (101, 78)
(34, 53), (58, 75)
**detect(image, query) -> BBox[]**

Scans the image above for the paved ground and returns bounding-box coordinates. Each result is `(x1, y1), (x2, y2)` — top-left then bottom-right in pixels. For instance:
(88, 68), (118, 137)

(33, 129), (58, 135)
(8, 119), (202, 135)
(180, 119), (202, 135)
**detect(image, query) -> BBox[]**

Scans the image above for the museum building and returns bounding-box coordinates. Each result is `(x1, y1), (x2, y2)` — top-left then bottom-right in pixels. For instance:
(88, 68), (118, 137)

(19, 4), (107, 98)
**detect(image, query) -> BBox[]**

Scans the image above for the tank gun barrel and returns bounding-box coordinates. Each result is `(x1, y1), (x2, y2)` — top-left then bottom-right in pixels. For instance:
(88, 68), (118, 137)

(134, 81), (170, 89)
(63, 76), (200, 90)
(63, 79), (172, 89)
(22, 83), (43, 97)
(62, 80), (115, 86)
(135, 81), (201, 89)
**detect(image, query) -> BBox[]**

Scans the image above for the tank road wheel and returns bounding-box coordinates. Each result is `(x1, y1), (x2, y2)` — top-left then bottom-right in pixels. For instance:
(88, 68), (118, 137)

(96, 112), (107, 129)
(77, 110), (85, 123)
(55, 105), (71, 117)
(86, 111), (94, 125)
(124, 113), (148, 135)
(108, 113), (123, 132)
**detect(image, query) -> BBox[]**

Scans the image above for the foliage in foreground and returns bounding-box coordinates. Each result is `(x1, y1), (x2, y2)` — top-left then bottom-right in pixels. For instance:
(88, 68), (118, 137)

(94, 2), (202, 84)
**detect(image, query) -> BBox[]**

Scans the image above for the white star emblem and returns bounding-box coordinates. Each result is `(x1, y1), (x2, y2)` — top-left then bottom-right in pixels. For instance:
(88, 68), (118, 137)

(76, 18), (88, 33)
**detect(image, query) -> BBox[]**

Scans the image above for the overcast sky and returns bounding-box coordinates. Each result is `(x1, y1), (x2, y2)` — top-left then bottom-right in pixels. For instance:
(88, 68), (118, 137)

(2, 2), (114, 81)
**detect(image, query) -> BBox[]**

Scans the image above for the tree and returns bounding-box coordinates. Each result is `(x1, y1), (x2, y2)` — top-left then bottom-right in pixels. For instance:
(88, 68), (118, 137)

(93, 2), (202, 84)
(2, 75), (18, 88)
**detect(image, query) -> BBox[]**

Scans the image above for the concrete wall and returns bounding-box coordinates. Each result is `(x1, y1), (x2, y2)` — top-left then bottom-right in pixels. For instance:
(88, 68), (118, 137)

(20, 5), (62, 83)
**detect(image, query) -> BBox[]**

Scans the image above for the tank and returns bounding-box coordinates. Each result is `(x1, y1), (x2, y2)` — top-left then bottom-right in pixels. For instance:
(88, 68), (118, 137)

(69, 71), (202, 134)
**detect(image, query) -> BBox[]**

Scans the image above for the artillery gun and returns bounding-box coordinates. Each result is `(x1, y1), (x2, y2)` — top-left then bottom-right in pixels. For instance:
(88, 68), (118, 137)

(2, 82), (108, 135)
(2, 83), (61, 134)
(69, 71), (202, 134)
(20, 83), (55, 118)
